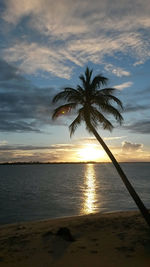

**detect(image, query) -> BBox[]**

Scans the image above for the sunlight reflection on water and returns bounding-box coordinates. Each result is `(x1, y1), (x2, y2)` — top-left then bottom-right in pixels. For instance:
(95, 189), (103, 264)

(82, 164), (97, 214)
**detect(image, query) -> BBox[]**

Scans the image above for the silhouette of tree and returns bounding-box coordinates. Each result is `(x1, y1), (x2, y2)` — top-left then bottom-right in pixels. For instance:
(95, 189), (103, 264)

(52, 67), (150, 227)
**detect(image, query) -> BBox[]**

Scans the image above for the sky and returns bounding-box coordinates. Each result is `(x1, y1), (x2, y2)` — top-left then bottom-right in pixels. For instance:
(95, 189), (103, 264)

(0, 0), (150, 163)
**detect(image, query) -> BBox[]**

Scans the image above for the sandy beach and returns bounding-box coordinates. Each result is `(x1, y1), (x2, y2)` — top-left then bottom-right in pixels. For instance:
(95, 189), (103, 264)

(0, 211), (150, 267)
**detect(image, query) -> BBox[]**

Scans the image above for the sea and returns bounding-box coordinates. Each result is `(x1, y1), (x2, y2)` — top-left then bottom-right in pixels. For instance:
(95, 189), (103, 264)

(0, 162), (150, 225)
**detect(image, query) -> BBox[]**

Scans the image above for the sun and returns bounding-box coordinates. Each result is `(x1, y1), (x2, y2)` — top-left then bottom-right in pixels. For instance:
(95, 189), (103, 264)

(77, 144), (105, 162)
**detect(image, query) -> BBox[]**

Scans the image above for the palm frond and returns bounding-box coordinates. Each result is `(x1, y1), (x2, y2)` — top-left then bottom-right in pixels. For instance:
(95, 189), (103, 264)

(79, 67), (93, 88)
(52, 88), (77, 103)
(93, 94), (123, 110)
(77, 85), (84, 94)
(91, 75), (108, 89)
(63, 88), (83, 103)
(79, 74), (86, 88)
(69, 108), (84, 137)
(99, 104), (123, 124)
(64, 87), (79, 94)
(52, 103), (77, 120)
(52, 90), (71, 103)
(104, 94), (123, 109)
(52, 91), (68, 103)
(52, 87), (83, 104)
(90, 107), (114, 131)
(85, 67), (93, 83)
(98, 88), (116, 95)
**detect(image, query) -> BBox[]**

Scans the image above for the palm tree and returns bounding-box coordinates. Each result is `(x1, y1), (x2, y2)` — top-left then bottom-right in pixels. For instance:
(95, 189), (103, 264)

(52, 67), (150, 227)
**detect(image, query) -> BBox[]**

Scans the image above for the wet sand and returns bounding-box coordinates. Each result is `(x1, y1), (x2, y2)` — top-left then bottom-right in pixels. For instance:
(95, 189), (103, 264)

(0, 211), (150, 267)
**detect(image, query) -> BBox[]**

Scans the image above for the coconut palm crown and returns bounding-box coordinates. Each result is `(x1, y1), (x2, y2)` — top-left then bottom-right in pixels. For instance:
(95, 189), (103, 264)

(52, 67), (123, 136)
(52, 67), (150, 227)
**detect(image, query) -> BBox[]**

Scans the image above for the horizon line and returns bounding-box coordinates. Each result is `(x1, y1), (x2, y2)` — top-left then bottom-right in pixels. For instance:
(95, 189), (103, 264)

(0, 161), (150, 165)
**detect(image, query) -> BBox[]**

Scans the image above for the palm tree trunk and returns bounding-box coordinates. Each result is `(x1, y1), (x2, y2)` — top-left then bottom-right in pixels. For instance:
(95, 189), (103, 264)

(90, 124), (150, 227)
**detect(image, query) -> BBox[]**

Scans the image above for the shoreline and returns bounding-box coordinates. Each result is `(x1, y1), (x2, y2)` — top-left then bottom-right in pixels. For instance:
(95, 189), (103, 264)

(0, 209), (140, 227)
(0, 211), (150, 266)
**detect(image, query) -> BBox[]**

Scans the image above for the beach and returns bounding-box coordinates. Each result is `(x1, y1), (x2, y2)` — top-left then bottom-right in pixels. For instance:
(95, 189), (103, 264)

(0, 211), (150, 267)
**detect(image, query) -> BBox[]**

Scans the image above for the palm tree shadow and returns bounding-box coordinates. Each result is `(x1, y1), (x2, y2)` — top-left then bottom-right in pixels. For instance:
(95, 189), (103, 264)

(49, 235), (71, 260)
(43, 227), (75, 260)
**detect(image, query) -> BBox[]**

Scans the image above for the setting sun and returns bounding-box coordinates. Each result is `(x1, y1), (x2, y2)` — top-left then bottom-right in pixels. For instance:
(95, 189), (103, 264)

(77, 144), (105, 162)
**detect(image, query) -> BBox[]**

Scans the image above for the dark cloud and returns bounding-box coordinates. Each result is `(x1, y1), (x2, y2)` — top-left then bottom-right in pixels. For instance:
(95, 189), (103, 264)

(0, 145), (49, 151)
(136, 87), (150, 95)
(0, 120), (41, 133)
(122, 141), (143, 151)
(124, 120), (150, 134)
(124, 104), (150, 113)
(120, 86), (150, 114)
(0, 59), (58, 132)
(0, 59), (24, 82)
(0, 143), (75, 151)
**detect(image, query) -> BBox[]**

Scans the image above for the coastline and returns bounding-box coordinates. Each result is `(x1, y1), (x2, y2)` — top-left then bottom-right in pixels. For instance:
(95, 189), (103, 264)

(0, 211), (150, 267)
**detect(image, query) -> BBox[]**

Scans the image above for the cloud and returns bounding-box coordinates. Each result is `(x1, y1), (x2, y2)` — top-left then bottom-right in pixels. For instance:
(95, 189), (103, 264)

(122, 141), (143, 152)
(104, 64), (130, 77)
(1, 36), (136, 79)
(1, 34), (146, 80)
(2, 42), (72, 79)
(124, 104), (150, 113)
(0, 142), (79, 162)
(2, 0), (87, 35)
(124, 120), (150, 134)
(2, 0), (150, 77)
(112, 143), (150, 162)
(3, 0), (150, 34)
(0, 59), (59, 132)
(133, 60), (145, 66)
(75, 137), (97, 143)
(114, 82), (133, 90)
(0, 140), (8, 146)
(0, 85), (54, 132)
(121, 87), (150, 113)
(0, 143), (75, 151)
(0, 59), (24, 81)
(0, 120), (42, 133)
(104, 136), (127, 141)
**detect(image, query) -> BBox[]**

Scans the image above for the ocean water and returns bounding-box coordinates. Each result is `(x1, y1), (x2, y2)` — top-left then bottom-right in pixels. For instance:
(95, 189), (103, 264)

(0, 162), (150, 225)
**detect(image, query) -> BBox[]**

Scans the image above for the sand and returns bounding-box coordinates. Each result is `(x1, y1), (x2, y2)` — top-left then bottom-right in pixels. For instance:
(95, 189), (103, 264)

(0, 211), (150, 267)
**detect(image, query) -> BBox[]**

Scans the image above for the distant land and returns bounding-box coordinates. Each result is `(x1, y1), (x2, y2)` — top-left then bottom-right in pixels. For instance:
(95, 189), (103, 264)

(0, 161), (103, 165)
(0, 161), (149, 165)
